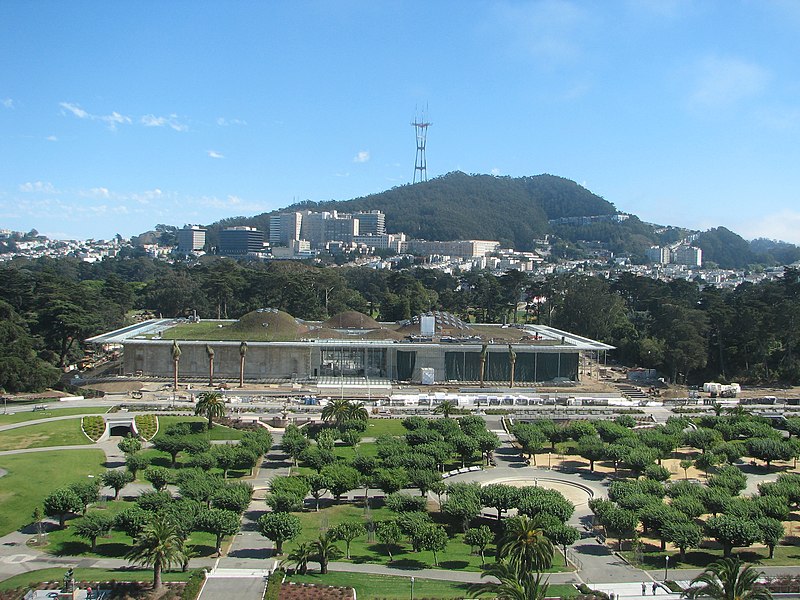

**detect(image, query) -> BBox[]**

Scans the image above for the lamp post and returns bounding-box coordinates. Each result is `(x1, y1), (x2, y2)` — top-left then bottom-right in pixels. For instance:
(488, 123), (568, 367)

(664, 555), (669, 582)
(410, 576), (415, 600)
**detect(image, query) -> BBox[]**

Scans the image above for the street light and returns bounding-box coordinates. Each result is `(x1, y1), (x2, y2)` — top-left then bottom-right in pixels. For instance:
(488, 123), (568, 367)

(410, 576), (415, 600)
(664, 555), (669, 582)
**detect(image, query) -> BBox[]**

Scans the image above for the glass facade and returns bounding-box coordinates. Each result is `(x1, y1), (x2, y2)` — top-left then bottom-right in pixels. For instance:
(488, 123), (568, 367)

(320, 347), (387, 377)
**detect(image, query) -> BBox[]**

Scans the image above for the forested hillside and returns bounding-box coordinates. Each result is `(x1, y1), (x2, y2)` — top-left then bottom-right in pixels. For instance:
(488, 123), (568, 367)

(2, 255), (800, 392)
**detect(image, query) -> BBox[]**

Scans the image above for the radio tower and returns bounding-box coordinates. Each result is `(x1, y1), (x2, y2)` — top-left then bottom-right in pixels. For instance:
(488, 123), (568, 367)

(412, 109), (431, 183)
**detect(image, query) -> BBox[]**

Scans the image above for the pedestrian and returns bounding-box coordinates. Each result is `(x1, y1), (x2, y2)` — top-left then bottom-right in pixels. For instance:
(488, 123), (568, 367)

(642, 582), (647, 596)
(652, 581), (658, 595)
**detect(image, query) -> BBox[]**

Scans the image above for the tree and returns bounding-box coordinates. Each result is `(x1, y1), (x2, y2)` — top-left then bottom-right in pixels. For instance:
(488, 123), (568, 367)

(408, 468), (440, 497)
(470, 559), (550, 600)
(144, 467), (170, 492)
(321, 464), (360, 501)
(545, 524), (580, 567)
(683, 557), (772, 600)
(197, 508), (241, 556)
(576, 435), (607, 472)
(69, 479), (100, 515)
(464, 525), (493, 566)
(118, 435), (142, 456)
(102, 469), (133, 500)
(601, 507), (639, 551)
(257, 512), (301, 555)
(321, 398), (353, 427)
(663, 520), (702, 560)
(758, 517), (785, 559)
(238, 341), (248, 388)
(498, 515), (554, 572)
(330, 521), (366, 559)
(304, 473), (330, 512)
(705, 515), (761, 558)
(114, 505), (151, 538)
(747, 438), (794, 468)
(212, 483), (253, 514)
(442, 492), (481, 532)
(479, 484), (518, 521)
(695, 452), (719, 478)
(417, 524), (448, 566)
(195, 391), (226, 430)
(312, 532), (343, 574)
(376, 520), (403, 562)
(477, 432), (501, 465)
(73, 511), (114, 551)
(171, 340), (181, 391)
(281, 425), (310, 466)
(434, 400), (457, 418)
(125, 515), (186, 590)
(680, 459), (693, 480)
(284, 542), (313, 575)
(44, 488), (82, 527)
(153, 435), (190, 468)
(386, 493), (427, 514)
(126, 453), (150, 479)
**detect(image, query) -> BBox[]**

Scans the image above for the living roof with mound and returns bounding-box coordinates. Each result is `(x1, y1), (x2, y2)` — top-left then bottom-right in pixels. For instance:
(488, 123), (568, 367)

(150, 309), (577, 346)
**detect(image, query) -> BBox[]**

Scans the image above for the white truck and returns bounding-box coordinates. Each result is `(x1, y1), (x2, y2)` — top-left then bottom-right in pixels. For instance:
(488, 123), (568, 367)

(703, 382), (741, 398)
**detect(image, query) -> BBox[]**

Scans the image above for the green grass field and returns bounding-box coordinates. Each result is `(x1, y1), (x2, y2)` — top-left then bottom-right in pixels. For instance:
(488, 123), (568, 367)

(285, 572), (575, 599)
(0, 449), (107, 535)
(624, 541), (800, 569)
(364, 419), (408, 438)
(0, 419), (93, 451)
(154, 416), (244, 441)
(41, 499), (219, 558)
(0, 567), (199, 591)
(0, 407), (107, 425)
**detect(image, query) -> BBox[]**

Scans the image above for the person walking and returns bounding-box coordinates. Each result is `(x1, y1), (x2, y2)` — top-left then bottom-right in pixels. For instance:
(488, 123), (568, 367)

(642, 582), (647, 596)
(652, 581), (658, 595)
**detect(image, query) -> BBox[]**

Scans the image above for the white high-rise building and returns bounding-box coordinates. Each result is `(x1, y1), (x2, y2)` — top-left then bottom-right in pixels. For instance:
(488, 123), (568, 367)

(177, 225), (206, 253)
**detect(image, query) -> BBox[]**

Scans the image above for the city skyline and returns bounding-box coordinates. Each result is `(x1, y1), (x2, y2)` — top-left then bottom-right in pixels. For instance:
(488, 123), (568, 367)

(3, 1), (800, 243)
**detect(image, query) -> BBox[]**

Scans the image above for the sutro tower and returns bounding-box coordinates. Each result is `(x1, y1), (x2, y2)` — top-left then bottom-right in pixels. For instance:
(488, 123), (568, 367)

(411, 109), (431, 183)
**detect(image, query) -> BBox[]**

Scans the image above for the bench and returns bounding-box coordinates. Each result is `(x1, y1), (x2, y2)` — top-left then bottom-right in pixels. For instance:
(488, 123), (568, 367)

(32, 404), (47, 412)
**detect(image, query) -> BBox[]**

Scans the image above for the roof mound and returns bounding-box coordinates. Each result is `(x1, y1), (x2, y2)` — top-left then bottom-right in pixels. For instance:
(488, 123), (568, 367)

(323, 311), (380, 330)
(229, 308), (304, 340)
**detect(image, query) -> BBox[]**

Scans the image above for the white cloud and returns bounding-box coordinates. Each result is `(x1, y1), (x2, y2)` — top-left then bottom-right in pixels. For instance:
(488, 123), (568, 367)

(353, 150), (370, 163)
(216, 117), (247, 126)
(19, 181), (57, 193)
(59, 102), (132, 130)
(737, 209), (800, 245)
(2, 98), (13, 109)
(207, 150), (224, 159)
(46, 135), (58, 142)
(141, 114), (188, 131)
(491, 168), (501, 176)
(687, 55), (770, 109)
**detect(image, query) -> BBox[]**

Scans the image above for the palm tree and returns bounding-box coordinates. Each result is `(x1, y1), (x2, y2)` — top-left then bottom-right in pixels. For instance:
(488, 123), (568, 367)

(312, 532), (343, 574)
(470, 559), (550, 600)
(683, 557), (772, 600)
(239, 341), (248, 388)
(284, 542), (314, 575)
(435, 399), (456, 419)
(205, 344), (215, 387)
(125, 516), (185, 590)
(498, 515), (554, 573)
(171, 341), (181, 391)
(508, 344), (517, 388)
(195, 391), (226, 430)
(321, 398), (351, 427)
(479, 343), (488, 387)
(346, 401), (369, 422)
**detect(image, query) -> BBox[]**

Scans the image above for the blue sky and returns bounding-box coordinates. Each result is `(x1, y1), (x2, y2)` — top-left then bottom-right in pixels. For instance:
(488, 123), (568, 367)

(3, 1), (800, 243)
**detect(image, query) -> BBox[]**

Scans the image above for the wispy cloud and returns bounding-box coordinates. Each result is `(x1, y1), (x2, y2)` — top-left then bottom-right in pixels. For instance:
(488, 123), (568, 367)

(207, 150), (224, 159)
(59, 102), (132, 130)
(19, 181), (58, 193)
(490, 0), (589, 67)
(353, 150), (370, 163)
(46, 135), (58, 142)
(2, 98), (13, 109)
(216, 117), (247, 126)
(687, 55), (770, 110)
(141, 114), (188, 132)
(491, 168), (501, 176)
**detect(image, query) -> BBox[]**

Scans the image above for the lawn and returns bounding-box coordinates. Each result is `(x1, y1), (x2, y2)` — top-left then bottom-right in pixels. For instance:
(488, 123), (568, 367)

(0, 567), (200, 591)
(365, 419), (408, 438)
(285, 572), (575, 600)
(0, 419), (93, 451)
(41, 499), (219, 558)
(0, 407), (108, 425)
(625, 542), (800, 569)
(282, 502), (568, 573)
(154, 416), (244, 441)
(0, 449), (107, 535)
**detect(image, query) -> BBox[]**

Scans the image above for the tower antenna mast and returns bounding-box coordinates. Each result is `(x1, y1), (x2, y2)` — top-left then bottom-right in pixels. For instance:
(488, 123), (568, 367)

(411, 107), (431, 183)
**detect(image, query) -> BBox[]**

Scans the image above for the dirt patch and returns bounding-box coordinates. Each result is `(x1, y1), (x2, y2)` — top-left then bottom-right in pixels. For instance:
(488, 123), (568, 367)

(82, 381), (143, 394)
